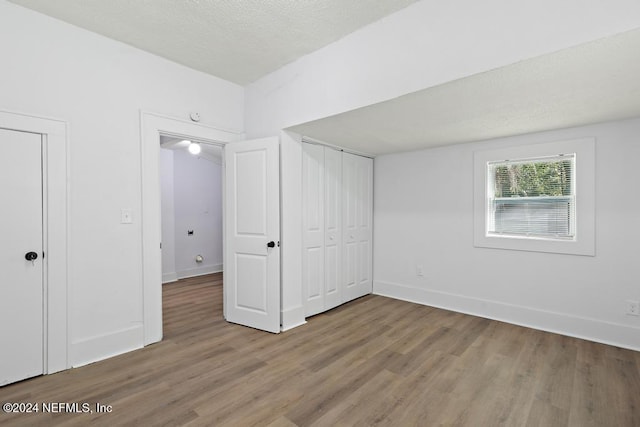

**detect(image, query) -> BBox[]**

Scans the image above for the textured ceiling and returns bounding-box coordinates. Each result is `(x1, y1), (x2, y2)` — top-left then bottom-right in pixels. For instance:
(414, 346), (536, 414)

(8, 0), (417, 85)
(8, 1), (640, 155)
(290, 28), (640, 155)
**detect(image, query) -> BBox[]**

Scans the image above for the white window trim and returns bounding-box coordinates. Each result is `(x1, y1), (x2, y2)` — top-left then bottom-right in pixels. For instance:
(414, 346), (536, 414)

(488, 154), (576, 239)
(474, 138), (595, 256)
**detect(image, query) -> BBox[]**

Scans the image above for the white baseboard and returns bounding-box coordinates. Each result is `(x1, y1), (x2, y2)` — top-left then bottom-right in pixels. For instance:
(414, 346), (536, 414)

(162, 272), (178, 283)
(70, 324), (144, 367)
(175, 264), (223, 280)
(374, 280), (640, 352)
(281, 305), (306, 332)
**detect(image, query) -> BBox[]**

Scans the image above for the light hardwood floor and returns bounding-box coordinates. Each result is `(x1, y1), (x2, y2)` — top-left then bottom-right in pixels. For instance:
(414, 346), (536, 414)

(1, 273), (639, 426)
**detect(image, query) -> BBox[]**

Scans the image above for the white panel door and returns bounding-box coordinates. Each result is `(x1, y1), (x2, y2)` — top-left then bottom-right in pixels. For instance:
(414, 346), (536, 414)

(0, 128), (44, 386)
(224, 137), (280, 333)
(302, 143), (325, 316)
(343, 153), (373, 301)
(323, 147), (342, 310)
(302, 144), (343, 316)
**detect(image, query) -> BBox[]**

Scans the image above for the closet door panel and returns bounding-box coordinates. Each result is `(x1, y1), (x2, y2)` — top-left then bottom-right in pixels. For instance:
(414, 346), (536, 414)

(302, 143), (325, 316)
(343, 154), (358, 236)
(343, 153), (373, 301)
(343, 241), (357, 290)
(325, 244), (339, 296)
(324, 148), (342, 309)
(359, 240), (371, 285)
(342, 153), (359, 300)
(357, 156), (373, 292)
(304, 146), (323, 235)
(304, 247), (323, 298)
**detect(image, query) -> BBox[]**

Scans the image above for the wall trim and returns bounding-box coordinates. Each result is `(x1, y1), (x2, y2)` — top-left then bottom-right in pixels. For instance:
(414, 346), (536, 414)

(70, 325), (143, 367)
(0, 110), (69, 374)
(176, 264), (223, 280)
(281, 305), (306, 332)
(162, 272), (178, 284)
(374, 280), (640, 352)
(163, 265), (223, 283)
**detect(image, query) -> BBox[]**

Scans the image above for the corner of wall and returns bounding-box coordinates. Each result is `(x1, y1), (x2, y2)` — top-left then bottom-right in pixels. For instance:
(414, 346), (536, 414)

(279, 130), (305, 330)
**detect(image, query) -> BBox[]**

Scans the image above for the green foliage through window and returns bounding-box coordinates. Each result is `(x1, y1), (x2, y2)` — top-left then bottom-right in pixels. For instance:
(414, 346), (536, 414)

(493, 158), (572, 198)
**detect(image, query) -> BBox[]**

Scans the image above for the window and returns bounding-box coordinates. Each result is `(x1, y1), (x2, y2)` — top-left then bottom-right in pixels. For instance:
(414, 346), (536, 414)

(488, 154), (575, 239)
(474, 138), (595, 256)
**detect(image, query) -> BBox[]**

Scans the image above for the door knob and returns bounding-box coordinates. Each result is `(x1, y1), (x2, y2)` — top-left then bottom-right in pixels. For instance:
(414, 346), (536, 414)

(25, 251), (38, 261)
(267, 241), (276, 248)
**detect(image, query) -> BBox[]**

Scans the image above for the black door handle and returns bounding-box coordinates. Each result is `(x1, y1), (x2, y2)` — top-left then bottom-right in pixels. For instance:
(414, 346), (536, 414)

(267, 241), (275, 248)
(25, 251), (38, 261)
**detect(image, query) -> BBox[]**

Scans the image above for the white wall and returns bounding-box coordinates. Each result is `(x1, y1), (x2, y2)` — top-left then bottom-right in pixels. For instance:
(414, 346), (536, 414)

(0, 1), (244, 366)
(374, 117), (640, 350)
(245, 0), (640, 138)
(164, 149), (223, 280)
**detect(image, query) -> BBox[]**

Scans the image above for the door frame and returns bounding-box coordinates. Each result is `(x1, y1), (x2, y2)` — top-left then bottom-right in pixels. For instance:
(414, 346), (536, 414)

(140, 111), (242, 345)
(0, 110), (69, 374)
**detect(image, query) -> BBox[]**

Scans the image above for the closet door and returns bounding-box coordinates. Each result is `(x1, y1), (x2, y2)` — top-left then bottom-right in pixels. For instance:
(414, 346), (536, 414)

(302, 143), (325, 316)
(323, 147), (342, 310)
(342, 153), (373, 301)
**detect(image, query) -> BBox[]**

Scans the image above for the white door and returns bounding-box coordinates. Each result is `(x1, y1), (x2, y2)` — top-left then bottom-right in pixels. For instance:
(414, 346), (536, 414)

(342, 153), (373, 301)
(0, 128), (44, 386)
(224, 137), (280, 333)
(323, 148), (343, 310)
(302, 145), (343, 317)
(302, 143), (325, 316)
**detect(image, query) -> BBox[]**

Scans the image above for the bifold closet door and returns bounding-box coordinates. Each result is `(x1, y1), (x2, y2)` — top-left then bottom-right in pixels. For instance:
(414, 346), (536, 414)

(303, 144), (371, 317)
(323, 147), (342, 311)
(302, 143), (325, 316)
(302, 144), (343, 317)
(342, 152), (373, 301)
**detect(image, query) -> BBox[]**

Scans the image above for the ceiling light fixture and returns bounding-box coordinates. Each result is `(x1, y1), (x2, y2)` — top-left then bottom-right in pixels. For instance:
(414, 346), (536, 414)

(187, 141), (201, 155)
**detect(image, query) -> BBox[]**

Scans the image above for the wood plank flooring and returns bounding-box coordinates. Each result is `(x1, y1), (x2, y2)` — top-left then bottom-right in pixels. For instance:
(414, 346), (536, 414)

(1, 272), (639, 426)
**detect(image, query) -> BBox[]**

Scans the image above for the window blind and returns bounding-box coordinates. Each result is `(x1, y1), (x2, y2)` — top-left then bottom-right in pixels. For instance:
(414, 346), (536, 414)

(487, 154), (575, 238)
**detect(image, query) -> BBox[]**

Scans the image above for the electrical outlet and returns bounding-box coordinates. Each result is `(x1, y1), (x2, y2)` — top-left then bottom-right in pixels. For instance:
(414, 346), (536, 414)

(120, 208), (133, 224)
(416, 265), (424, 277)
(626, 300), (640, 316)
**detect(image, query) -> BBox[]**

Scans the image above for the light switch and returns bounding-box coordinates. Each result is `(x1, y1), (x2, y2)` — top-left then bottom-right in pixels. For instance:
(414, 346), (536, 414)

(121, 208), (133, 224)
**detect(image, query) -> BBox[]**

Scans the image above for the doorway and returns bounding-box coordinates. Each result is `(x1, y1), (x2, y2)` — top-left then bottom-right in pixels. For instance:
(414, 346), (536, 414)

(158, 135), (225, 330)
(140, 112), (241, 345)
(141, 112), (282, 341)
(159, 136), (224, 284)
